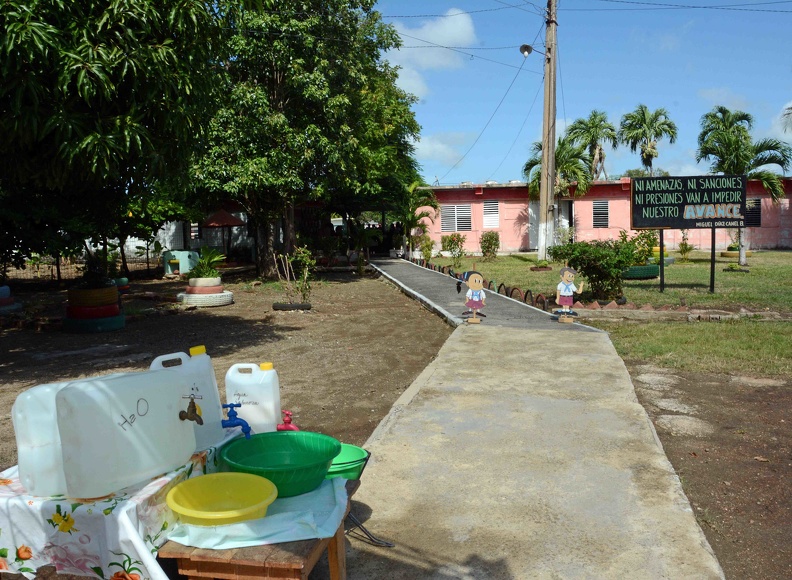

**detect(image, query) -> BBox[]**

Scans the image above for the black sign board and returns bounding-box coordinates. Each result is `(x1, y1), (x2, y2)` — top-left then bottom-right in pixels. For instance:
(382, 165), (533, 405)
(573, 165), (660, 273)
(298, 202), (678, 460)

(631, 175), (747, 230)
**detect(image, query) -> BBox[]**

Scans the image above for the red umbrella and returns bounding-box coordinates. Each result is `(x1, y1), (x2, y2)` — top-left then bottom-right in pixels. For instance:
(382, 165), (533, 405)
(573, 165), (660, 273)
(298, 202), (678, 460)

(203, 209), (245, 257)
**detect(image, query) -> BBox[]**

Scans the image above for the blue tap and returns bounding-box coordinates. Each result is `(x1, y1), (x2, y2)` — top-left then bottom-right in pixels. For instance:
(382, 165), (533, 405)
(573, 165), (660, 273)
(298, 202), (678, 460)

(221, 403), (252, 439)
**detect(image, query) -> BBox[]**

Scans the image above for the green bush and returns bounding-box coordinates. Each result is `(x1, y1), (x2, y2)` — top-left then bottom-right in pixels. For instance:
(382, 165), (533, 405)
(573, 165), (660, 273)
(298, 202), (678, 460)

(441, 233), (466, 269)
(619, 229), (657, 266)
(549, 240), (635, 300)
(419, 235), (434, 262)
(479, 231), (500, 262)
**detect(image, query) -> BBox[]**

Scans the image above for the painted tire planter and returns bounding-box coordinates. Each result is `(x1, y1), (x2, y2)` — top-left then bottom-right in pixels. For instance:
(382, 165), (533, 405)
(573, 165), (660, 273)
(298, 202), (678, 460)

(0, 296), (15, 307)
(67, 286), (119, 307)
(63, 313), (126, 333)
(720, 250), (752, 258)
(66, 303), (121, 320)
(272, 303), (312, 311)
(177, 291), (234, 307)
(622, 264), (660, 279)
(188, 277), (222, 287)
(0, 286), (10, 299)
(185, 285), (225, 295)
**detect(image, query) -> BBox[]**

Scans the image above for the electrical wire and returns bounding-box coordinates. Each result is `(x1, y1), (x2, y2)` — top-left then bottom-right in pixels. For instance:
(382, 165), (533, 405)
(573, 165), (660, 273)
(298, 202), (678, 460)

(486, 18), (547, 180)
(564, 0), (792, 11)
(486, 80), (543, 180)
(438, 57), (530, 182)
(397, 32), (542, 73)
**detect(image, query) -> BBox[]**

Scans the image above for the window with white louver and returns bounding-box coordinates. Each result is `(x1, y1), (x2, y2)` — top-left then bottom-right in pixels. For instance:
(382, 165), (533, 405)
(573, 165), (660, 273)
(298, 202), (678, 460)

(592, 200), (609, 228)
(441, 204), (472, 232)
(483, 200), (499, 229)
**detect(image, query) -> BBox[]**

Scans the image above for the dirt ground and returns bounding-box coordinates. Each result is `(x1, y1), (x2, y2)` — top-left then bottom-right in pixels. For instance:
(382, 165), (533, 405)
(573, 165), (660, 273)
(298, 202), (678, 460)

(628, 363), (791, 580)
(1, 269), (789, 579)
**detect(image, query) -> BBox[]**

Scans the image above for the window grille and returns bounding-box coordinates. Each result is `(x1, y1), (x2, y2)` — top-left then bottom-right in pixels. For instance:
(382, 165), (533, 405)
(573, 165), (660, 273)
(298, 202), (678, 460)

(441, 205), (472, 232)
(593, 200), (609, 228)
(744, 198), (761, 227)
(483, 200), (499, 229)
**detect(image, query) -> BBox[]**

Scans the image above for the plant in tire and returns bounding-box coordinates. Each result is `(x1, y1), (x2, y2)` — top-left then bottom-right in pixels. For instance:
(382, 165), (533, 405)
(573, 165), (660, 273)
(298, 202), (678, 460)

(188, 247), (225, 279)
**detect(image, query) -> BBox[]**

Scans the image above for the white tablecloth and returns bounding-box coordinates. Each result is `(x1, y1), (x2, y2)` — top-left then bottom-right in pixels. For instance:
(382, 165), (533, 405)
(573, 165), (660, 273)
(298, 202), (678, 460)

(0, 432), (239, 579)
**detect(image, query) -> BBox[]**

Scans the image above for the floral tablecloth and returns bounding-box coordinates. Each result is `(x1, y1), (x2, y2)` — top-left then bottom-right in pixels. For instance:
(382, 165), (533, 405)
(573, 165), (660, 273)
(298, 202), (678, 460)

(0, 432), (239, 580)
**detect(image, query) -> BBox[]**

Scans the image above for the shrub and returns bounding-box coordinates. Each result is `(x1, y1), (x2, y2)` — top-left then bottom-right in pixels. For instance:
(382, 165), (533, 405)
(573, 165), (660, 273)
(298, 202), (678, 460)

(441, 233), (466, 269)
(419, 235), (434, 262)
(479, 231), (500, 261)
(678, 230), (695, 262)
(549, 240), (635, 300)
(619, 229), (657, 265)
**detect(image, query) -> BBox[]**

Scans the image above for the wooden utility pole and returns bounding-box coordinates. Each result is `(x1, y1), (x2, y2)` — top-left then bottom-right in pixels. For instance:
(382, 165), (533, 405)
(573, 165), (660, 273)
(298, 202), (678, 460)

(537, 0), (557, 261)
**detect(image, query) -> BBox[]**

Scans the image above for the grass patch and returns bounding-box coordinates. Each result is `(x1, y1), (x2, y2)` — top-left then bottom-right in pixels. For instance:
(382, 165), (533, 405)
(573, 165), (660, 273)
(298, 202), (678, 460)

(430, 250), (792, 313)
(588, 319), (792, 378)
(428, 250), (792, 378)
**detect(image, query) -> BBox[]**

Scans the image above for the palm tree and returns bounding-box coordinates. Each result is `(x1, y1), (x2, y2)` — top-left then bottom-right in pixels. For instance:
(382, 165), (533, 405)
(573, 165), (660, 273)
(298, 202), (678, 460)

(697, 105), (792, 265)
(565, 110), (618, 180)
(395, 180), (439, 255)
(783, 105), (792, 132)
(522, 135), (593, 199)
(698, 105), (753, 150)
(618, 104), (678, 176)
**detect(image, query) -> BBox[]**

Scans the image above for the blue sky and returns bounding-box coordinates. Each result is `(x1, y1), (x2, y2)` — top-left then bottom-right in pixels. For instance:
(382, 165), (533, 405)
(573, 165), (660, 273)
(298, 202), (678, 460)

(375, 0), (792, 186)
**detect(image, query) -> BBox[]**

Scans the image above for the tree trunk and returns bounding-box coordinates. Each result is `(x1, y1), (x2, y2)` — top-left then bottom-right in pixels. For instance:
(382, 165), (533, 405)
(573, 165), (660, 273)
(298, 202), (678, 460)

(256, 221), (277, 278)
(284, 202), (296, 254)
(738, 227), (748, 266)
(119, 237), (130, 276)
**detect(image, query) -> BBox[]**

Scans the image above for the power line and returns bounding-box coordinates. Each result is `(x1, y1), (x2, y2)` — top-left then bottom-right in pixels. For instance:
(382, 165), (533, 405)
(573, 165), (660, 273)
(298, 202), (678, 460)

(438, 57), (530, 182)
(396, 33), (542, 73)
(564, 0), (792, 11)
(487, 81), (543, 180)
(487, 17), (548, 180)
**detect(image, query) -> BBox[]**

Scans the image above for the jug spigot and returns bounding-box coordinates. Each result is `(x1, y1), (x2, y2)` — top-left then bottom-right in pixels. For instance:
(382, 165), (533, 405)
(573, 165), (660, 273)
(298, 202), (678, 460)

(222, 403), (251, 439)
(277, 410), (299, 431)
(179, 396), (204, 425)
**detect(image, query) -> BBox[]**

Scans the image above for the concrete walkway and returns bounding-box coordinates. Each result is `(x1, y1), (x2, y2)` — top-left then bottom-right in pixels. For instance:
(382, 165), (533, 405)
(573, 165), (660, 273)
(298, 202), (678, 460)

(340, 259), (723, 579)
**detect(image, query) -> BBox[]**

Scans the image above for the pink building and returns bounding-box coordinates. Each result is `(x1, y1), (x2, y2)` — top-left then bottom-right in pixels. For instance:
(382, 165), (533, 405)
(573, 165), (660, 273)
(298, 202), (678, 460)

(419, 178), (792, 253)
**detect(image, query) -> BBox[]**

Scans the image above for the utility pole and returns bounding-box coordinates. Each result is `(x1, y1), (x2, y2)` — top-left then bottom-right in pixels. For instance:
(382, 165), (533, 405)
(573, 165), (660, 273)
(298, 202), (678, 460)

(537, 0), (557, 261)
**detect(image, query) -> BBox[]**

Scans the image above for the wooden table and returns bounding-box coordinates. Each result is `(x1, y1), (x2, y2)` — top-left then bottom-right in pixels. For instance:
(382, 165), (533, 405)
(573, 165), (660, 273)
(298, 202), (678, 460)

(158, 480), (359, 580)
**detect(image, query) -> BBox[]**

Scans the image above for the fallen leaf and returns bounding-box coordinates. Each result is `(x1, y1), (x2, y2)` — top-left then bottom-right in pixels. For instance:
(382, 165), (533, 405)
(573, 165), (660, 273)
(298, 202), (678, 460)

(753, 456), (770, 462)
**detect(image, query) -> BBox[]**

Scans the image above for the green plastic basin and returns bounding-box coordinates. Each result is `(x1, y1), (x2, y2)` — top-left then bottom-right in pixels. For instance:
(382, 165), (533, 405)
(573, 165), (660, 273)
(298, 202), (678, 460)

(326, 444), (369, 480)
(220, 431), (341, 497)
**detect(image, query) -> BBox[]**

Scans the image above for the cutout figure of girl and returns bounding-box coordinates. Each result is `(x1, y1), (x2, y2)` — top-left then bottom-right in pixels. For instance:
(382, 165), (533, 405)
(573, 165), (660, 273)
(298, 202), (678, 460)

(462, 271), (486, 323)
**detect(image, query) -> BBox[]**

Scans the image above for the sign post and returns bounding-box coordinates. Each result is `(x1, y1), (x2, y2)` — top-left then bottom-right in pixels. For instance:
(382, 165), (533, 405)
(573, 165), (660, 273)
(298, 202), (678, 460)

(630, 175), (747, 294)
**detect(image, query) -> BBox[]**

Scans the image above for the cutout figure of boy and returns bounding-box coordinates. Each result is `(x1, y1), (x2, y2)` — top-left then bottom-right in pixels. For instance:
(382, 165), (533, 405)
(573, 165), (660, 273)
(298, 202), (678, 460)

(458, 271), (486, 324)
(556, 266), (584, 318)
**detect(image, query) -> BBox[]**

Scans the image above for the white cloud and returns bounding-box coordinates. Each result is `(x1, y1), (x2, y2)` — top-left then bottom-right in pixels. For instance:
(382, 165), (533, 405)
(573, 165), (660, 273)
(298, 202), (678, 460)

(765, 101), (792, 140)
(384, 9), (478, 99)
(697, 87), (750, 111)
(628, 20), (694, 53)
(415, 132), (473, 167)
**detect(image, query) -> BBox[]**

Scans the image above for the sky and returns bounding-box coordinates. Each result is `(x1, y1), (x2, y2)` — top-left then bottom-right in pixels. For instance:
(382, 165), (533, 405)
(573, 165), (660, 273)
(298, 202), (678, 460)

(374, 0), (792, 186)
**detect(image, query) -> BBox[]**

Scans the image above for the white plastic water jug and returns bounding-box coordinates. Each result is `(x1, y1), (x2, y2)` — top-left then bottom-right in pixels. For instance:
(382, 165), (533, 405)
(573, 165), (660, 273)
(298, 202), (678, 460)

(56, 369), (196, 499)
(12, 374), (120, 497)
(225, 363), (281, 434)
(149, 346), (225, 451)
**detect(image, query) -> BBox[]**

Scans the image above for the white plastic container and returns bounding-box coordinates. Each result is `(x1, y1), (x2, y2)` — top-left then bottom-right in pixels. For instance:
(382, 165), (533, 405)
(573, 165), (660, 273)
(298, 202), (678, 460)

(57, 369), (196, 499)
(225, 363), (281, 434)
(149, 346), (225, 451)
(12, 374), (120, 497)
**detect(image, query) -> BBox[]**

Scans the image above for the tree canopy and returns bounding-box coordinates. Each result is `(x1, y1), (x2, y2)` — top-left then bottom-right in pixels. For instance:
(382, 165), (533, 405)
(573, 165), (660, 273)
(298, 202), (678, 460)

(566, 110), (618, 181)
(618, 104), (678, 177)
(0, 0), (221, 270)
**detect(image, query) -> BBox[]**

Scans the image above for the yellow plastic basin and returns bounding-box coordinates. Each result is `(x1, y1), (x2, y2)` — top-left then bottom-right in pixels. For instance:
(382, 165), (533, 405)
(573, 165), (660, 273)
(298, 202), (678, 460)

(166, 472), (278, 526)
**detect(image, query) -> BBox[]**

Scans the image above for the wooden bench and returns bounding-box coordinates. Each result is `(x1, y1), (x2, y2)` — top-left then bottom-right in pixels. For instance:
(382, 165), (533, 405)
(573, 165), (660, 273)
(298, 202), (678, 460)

(158, 481), (358, 580)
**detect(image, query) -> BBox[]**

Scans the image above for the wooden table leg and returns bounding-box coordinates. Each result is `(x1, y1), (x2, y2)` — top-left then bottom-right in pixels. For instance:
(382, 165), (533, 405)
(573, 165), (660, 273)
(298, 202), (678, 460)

(327, 519), (347, 580)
